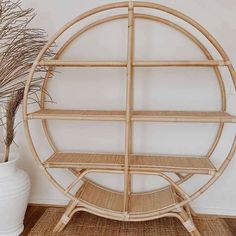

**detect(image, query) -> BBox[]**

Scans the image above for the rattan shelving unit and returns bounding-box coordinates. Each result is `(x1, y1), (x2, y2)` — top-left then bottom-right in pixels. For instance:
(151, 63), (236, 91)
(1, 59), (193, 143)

(23, 1), (236, 235)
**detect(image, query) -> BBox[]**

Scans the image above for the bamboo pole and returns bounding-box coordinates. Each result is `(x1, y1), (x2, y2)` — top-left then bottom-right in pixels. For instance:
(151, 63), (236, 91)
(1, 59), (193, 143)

(124, 0), (135, 214)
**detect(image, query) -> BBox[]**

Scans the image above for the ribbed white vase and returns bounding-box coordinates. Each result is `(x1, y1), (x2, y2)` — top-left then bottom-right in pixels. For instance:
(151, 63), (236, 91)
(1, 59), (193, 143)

(0, 156), (30, 236)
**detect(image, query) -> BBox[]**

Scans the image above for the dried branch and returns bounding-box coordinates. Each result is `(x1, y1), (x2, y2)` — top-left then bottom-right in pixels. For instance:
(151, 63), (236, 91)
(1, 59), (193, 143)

(0, 0), (55, 162)
(3, 88), (24, 162)
(0, 0), (54, 103)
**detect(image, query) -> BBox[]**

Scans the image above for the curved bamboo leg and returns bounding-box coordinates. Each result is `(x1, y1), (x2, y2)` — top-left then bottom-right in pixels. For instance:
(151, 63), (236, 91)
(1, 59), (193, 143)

(53, 197), (79, 232)
(188, 205), (198, 217)
(177, 207), (201, 236)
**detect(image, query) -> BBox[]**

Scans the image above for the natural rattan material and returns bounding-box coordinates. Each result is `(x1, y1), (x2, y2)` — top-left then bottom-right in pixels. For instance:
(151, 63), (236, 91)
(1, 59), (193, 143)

(23, 1), (236, 235)
(45, 152), (216, 175)
(45, 153), (124, 169)
(78, 181), (176, 214)
(28, 208), (233, 236)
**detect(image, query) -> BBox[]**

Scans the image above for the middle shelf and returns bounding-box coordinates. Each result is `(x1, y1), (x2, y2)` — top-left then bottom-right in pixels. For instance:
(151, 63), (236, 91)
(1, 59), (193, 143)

(44, 152), (216, 175)
(28, 109), (236, 123)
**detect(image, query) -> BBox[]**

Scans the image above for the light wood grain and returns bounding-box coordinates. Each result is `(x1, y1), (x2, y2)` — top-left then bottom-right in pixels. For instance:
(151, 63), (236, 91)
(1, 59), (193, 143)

(28, 109), (236, 123)
(38, 59), (230, 67)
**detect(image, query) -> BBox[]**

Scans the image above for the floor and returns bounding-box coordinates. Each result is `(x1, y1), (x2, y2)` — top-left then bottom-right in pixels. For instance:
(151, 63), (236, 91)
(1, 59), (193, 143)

(21, 206), (236, 236)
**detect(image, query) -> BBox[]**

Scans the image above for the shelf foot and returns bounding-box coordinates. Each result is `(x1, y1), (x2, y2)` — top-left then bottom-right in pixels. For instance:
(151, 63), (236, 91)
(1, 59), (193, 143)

(177, 207), (201, 236)
(53, 183), (201, 235)
(53, 198), (79, 232)
(53, 220), (67, 233)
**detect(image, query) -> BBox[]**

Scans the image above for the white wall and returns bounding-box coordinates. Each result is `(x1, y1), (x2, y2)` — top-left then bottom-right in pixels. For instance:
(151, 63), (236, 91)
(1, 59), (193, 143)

(11, 0), (236, 215)
(0, 128), (3, 157)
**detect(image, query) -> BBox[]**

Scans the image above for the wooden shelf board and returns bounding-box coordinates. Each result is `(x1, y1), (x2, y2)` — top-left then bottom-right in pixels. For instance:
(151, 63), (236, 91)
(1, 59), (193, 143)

(28, 109), (125, 121)
(130, 187), (176, 213)
(28, 109), (236, 123)
(38, 60), (127, 67)
(78, 181), (176, 213)
(44, 152), (216, 175)
(78, 181), (124, 212)
(38, 59), (230, 67)
(132, 111), (236, 123)
(129, 155), (216, 175)
(45, 153), (124, 169)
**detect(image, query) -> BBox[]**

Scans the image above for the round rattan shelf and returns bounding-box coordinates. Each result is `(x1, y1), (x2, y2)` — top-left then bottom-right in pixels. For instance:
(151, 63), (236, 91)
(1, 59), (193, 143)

(23, 1), (236, 235)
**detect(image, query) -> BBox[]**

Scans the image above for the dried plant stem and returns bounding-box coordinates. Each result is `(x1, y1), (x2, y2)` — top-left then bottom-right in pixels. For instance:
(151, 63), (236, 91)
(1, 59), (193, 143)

(3, 89), (24, 162)
(3, 145), (10, 163)
(0, 0), (54, 162)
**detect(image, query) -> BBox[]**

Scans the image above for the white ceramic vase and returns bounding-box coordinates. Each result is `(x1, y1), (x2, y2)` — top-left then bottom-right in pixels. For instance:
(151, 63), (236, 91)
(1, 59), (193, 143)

(0, 156), (30, 236)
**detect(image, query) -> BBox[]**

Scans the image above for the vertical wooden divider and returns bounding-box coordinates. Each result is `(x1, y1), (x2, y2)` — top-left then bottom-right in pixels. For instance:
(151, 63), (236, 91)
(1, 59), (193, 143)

(124, 0), (135, 215)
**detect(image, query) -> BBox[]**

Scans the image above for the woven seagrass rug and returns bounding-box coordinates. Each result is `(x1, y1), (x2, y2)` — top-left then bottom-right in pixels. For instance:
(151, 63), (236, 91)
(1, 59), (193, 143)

(28, 208), (233, 236)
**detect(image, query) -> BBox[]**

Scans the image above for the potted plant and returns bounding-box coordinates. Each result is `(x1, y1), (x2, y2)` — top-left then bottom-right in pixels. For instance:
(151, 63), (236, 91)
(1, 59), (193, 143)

(0, 1), (53, 235)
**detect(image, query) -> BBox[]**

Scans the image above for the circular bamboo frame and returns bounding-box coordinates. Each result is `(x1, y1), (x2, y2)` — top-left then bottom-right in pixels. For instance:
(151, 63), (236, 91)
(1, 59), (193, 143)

(40, 13), (226, 188)
(23, 1), (236, 234)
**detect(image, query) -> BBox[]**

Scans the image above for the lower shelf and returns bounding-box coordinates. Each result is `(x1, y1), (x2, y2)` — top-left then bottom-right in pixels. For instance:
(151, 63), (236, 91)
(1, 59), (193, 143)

(78, 181), (176, 214)
(44, 152), (216, 175)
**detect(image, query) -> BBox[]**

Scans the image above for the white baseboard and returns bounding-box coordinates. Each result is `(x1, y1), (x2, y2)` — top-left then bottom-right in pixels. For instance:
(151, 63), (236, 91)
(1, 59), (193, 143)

(29, 197), (69, 206)
(30, 197), (236, 217)
(192, 206), (236, 217)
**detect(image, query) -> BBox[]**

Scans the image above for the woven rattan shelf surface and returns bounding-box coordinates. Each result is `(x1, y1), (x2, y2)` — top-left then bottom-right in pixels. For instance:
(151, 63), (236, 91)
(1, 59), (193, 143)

(29, 109), (236, 123)
(78, 181), (176, 214)
(44, 152), (216, 175)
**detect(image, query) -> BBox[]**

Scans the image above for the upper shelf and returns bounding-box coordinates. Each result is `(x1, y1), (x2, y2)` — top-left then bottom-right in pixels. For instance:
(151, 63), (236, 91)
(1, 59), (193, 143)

(28, 109), (236, 123)
(28, 109), (125, 121)
(38, 59), (231, 67)
(44, 152), (216, 175)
